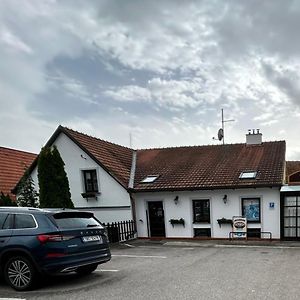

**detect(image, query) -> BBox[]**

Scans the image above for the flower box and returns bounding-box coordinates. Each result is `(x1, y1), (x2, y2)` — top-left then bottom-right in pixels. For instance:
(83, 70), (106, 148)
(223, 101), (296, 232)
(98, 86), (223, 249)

(217, 218), (233, 227)
(81, 192), (98, 199)
(169, 218), (185, 227)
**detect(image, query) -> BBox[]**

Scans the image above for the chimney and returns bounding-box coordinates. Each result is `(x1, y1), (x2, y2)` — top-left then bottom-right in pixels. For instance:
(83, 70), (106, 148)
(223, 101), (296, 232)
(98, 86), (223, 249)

(246, 129), (262, 145)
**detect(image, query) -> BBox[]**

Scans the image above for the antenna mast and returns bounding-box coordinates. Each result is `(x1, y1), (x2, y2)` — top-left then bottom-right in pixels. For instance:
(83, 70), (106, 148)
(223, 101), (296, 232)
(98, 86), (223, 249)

(221, 108), (235, 145)
(129, 133), (132, 148)
(213, 109), (235, 144)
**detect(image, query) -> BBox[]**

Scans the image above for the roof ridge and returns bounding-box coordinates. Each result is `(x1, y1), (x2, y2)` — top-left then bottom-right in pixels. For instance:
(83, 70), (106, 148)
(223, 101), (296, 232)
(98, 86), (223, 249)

(0, 146), (37, 156)
(62, 126), (133, 150)
(137, 140), (285, 151)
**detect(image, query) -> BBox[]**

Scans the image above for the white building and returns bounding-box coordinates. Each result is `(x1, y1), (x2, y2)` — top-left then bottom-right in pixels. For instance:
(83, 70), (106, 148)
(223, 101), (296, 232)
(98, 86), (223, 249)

(21, 126), (134, 223)
(132, 131), (285, 240)
(18, 126), (293, 240)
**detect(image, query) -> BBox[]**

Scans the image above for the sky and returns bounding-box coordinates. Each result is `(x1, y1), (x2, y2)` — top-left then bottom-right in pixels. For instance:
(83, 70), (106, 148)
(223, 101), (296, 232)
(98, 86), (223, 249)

(1, 0), (300, 159)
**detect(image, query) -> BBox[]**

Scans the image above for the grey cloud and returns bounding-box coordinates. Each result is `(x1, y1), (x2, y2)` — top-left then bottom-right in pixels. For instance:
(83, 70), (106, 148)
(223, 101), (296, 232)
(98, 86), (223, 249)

(262, 61), (300, 106)
(212, 1), (300, 59)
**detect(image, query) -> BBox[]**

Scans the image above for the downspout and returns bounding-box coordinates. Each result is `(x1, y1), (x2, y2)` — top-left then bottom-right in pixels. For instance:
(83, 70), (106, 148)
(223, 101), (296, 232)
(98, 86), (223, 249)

(128, 150), (137, 232)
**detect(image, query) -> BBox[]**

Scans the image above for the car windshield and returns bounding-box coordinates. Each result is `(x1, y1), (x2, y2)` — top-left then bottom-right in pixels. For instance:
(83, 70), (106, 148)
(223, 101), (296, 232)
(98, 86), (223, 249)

(52, 212), (103, 229)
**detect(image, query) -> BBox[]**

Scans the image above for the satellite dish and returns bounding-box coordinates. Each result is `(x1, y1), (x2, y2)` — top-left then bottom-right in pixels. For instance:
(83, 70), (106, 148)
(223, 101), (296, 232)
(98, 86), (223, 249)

(217, 128), (224, 141)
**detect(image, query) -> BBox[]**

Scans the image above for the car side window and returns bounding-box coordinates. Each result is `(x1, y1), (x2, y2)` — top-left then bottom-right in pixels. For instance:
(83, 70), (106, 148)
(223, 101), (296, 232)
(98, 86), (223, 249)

(2, 214), (13, 230)
(0, 213), (8, 229)
(15, 214), (36, 229)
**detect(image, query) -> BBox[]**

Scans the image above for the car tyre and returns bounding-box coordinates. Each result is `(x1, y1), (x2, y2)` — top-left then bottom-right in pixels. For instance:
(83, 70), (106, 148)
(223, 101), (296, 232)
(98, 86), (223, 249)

(4, 256), (37, 291)
(75, 263), (98, 275)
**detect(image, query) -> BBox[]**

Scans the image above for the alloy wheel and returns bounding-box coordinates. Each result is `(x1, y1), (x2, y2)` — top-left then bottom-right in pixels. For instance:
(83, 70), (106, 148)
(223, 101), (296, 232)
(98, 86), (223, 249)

(6, 258), (32, 290)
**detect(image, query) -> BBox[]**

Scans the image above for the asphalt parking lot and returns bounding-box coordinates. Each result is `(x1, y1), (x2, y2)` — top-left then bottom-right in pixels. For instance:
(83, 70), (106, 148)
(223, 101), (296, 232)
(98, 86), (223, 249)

(1, 241), (300, 300)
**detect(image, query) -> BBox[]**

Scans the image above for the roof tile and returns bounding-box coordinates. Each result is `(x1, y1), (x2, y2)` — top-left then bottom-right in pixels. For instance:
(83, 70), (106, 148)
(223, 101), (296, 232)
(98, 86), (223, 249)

(0, 147), (37, 199)
(134, 142), (286, 191)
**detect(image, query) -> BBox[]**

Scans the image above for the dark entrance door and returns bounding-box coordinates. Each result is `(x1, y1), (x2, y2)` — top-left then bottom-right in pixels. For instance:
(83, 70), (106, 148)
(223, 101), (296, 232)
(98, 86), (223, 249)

(282, 195), (300, 240)
(148, 201), (165, 237)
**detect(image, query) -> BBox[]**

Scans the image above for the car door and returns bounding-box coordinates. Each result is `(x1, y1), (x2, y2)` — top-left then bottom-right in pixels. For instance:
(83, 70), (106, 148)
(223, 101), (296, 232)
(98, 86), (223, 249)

(0, 213), (13, 247)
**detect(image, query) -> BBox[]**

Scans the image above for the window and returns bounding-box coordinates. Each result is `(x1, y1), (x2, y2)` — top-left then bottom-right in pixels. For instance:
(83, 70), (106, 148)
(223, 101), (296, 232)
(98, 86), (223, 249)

(2, 214), (13, 229)
(194, 228), (211, 238)
(239, 171), (257, 179)
(141, 175), (159, 183)
(14, 214), (36, 229)
(53, 212), (103, 229)
(242, 198), (261, 223)
(289, 171), (300, 184)
(247, 228), (261, 238)
(193, 200), (210, 223)
(83, 170), (99, 193)
(0, 213), (8, 229)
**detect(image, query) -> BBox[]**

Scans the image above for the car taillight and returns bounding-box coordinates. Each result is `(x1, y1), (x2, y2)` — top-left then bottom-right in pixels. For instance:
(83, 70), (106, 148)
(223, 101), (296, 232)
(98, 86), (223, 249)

(37, 234), (74, 244)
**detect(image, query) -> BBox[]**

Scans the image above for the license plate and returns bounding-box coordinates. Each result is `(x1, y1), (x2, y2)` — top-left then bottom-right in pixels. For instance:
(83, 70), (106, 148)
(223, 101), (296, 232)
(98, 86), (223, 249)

(82, 235), (102, 243)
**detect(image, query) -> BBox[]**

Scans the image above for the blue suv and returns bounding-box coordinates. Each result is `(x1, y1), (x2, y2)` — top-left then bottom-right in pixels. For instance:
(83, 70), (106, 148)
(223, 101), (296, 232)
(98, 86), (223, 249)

(0, 207), (111, 291)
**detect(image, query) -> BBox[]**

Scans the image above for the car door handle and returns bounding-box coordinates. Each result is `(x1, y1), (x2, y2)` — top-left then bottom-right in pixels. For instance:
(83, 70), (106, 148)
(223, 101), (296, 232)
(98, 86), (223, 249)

(0, 239), (6, 243)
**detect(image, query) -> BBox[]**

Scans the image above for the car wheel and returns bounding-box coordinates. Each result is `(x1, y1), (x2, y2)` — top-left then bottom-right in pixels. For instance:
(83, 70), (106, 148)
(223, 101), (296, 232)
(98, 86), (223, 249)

(76, 264), (98, 275)
(4, 256), (36, 291)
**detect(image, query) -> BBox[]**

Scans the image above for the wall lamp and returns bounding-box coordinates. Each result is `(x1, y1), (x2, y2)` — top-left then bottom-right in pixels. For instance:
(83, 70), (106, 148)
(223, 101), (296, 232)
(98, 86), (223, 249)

(223, 194), (228, 204)
(174, 196), (179, 205)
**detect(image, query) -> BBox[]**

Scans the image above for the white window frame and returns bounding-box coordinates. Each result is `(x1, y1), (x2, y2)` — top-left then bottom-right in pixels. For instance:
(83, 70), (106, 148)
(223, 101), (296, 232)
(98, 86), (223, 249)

(239, 171), (257, 179)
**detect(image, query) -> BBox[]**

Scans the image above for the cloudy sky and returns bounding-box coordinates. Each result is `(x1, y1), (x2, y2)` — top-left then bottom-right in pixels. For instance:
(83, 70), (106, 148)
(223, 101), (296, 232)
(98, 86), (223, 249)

(1, 0), (300, 159)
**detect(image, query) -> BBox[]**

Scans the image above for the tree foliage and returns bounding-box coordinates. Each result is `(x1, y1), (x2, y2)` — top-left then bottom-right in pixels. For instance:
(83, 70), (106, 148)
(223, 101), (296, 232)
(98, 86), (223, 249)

(17, 168), (39, 207)
(38, 146), (74, 208)
(0, 193), (17, 206)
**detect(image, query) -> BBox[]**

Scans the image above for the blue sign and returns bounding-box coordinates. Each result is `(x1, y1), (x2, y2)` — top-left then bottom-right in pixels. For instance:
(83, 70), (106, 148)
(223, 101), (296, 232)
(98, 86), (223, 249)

(269, 202), (275, 209)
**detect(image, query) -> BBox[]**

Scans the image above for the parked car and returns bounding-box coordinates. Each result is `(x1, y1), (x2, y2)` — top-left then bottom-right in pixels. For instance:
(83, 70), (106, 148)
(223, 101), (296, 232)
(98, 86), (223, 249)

(0, 207), (111, 291)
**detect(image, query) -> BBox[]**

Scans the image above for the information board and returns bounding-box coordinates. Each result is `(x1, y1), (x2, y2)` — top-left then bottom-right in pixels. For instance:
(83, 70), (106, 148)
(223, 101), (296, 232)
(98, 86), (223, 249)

(232, 216), (247, 238)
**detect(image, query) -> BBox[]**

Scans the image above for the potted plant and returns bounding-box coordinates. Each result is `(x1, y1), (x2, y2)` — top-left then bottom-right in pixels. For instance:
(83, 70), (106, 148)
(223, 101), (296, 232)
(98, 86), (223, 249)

(169, 218), (185, 227)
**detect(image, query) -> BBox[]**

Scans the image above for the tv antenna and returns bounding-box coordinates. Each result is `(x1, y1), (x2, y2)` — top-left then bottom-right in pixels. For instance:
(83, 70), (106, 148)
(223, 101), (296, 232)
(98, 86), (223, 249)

(213, 108), (235, 145)
(129, 132), (133, 148)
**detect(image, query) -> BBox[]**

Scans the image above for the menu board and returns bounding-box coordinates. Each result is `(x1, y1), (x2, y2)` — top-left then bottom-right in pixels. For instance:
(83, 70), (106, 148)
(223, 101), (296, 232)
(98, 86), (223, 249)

(232, 216), (247, 238)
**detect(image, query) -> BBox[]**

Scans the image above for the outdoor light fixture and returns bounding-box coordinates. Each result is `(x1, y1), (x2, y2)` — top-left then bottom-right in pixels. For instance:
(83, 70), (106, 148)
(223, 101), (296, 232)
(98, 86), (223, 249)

(174, 196), (179, 205)
(223, 194), (228, 204)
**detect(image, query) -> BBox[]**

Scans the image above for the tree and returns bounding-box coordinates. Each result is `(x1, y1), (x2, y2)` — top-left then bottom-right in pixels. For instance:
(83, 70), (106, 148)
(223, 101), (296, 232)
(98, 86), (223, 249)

(17, 168), (39, 207)
(38, 146), (74, 208)
(0, 193), (17, 206)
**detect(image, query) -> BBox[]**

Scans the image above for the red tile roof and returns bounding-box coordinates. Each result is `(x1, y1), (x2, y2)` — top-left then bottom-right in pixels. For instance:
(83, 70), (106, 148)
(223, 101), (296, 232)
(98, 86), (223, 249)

(62, 127), (133, 188)
(134, 141), (286, 191)
(286, 161), (300, 183)
(0, 147), (37, 199)
(20, 126), (286, 193)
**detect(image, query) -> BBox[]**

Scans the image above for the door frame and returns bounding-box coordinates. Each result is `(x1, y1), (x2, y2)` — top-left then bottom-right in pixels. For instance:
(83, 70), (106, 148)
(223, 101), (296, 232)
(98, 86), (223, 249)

(280, 191), (300, 240)
(146, 200), (166, 238)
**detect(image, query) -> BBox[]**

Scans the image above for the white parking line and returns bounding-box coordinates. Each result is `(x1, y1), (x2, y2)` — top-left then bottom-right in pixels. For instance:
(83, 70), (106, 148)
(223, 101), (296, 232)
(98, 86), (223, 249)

(0, 298), (26, 300)
(215, 244), (298, 249)
(123, 243), (136, 248)
(112, 254), (167, 259)
(181, 247), (194, 250)
(138, 246), (162, 249)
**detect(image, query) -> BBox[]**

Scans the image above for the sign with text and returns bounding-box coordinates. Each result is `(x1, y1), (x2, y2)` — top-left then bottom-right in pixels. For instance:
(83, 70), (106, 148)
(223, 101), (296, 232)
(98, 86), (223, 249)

(232, 216), (247, 238)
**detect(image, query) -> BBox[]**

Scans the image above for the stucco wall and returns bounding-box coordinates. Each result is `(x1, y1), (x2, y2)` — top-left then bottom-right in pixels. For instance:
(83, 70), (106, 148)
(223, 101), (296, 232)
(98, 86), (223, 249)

(134, 187), (281, 239)
(31, 132), (132, 223)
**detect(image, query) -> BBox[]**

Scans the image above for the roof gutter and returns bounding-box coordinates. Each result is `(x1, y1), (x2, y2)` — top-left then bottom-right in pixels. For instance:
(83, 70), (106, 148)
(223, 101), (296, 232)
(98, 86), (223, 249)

(132, 183), (283, 193)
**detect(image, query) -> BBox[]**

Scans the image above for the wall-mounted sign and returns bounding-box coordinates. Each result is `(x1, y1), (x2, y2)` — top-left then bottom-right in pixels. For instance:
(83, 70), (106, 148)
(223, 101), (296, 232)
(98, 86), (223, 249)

(269, 202), (275, 209)
(232, 216), (247, 238)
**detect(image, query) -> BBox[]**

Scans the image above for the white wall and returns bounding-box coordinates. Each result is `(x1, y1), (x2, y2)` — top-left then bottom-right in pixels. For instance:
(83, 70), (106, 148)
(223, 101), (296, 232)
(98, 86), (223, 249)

(134, 187), (281, 239)
(31, 132), (132, 223)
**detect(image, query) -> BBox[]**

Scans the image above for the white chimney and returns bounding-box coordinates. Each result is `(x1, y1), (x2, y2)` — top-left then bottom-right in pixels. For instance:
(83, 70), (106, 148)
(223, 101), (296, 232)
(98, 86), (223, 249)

(246, 129), (262, 145)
